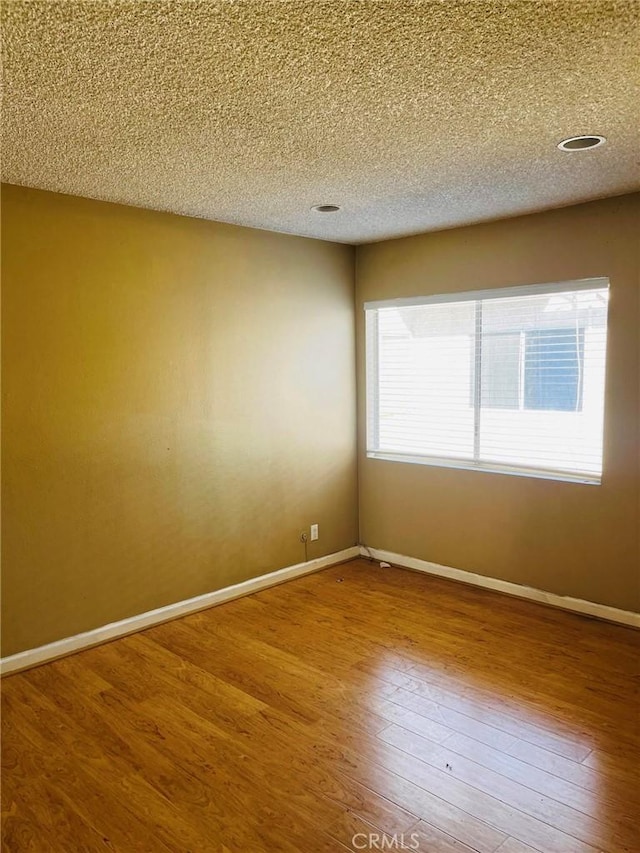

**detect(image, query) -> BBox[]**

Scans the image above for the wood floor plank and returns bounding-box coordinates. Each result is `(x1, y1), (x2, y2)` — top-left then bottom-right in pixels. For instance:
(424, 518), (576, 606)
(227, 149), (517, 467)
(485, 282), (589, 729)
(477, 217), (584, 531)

(441, 732), (623, 814)
(377, 723), (638, 852)
(338, 758), (509, 853)
(59, 633), (422, 844)
(358, 733), (602, 853)
(2, 686), (178, 852)
(351, 566), (638, 682)
(355, 648), (638, 755)
(2, 558), (638, 852)
(410, 820), (485, 853)
(362, 662), (598, 761)
(3, 679), (235, 852)
(325, 813), (386, 850)
(284, 565), (640, 723)
(495, 839), (542, 853)
(1, 762), (106, 853)
(506, 736), (637, 796)
(23, 668), (346, 853)
(375, 682), (521, 752)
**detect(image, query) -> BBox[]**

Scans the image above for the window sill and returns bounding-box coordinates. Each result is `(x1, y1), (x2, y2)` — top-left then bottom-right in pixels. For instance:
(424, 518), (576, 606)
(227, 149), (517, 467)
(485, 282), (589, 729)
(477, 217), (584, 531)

(366, 451), (601, 485)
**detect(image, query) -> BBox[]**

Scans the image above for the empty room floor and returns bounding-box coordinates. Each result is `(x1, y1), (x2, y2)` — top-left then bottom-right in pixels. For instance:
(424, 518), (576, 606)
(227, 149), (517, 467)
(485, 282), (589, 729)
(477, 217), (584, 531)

(2, 558), (639, 853)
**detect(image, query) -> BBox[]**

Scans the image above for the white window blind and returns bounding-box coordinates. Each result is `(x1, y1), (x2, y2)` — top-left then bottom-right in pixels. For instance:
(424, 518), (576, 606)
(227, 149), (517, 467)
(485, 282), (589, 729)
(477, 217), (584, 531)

(365, 279), (609, 484)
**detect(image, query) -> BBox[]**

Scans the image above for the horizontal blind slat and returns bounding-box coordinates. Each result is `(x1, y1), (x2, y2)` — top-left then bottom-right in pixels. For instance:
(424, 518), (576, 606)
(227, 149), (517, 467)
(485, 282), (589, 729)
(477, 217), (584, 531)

(366, 283), (608, 481)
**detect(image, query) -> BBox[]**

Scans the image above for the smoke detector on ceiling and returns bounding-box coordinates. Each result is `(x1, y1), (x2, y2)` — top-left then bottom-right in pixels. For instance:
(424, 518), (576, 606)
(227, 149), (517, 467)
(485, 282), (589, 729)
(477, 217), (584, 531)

(311, 204), (341, 213)
(557, 135), (606, 151)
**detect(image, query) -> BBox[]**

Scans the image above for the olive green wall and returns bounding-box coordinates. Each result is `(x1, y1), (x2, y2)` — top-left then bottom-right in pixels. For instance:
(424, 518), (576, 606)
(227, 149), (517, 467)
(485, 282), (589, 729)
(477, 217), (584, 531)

(356, 193), (640, 612)
(1, 184), (358, 656)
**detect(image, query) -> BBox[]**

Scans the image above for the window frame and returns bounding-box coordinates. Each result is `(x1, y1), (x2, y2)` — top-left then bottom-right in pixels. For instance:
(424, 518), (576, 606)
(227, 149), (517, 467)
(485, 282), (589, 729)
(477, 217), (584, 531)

(365, 278), (609, 486)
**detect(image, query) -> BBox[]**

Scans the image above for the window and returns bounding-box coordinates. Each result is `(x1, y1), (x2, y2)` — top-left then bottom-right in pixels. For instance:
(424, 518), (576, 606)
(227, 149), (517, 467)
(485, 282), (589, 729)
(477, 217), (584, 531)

(365, 279), (609, 484)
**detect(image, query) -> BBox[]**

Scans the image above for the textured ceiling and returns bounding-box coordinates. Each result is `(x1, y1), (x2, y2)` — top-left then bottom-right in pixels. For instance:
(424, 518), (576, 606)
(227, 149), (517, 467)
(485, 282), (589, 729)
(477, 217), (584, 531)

(2, 1), (639, 244)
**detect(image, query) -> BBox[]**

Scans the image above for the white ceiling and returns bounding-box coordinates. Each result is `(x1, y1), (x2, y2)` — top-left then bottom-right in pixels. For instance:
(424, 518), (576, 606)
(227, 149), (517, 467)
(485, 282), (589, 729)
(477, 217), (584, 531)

(2, 1), (639, 244)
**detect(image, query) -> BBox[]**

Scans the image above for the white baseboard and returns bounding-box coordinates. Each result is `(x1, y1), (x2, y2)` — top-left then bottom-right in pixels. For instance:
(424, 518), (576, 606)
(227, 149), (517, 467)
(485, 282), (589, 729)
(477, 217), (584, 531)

(0, 546), (360, 677)
(360, 547), (640, 629)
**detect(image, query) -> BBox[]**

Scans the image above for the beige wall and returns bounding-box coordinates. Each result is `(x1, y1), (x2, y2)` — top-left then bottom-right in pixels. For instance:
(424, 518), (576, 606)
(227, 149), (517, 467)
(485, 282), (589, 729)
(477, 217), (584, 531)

(1, 185), (358, 656)
(356, 194), (640, 612)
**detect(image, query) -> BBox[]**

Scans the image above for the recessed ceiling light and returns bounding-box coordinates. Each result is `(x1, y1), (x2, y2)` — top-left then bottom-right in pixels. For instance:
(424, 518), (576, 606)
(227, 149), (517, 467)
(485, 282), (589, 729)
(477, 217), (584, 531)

(311, 204), (341, 213)
(557, 135), (606, 152)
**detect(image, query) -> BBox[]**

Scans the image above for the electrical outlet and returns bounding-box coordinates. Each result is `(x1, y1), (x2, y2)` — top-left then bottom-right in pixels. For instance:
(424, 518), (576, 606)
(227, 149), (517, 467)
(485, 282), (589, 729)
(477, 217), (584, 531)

(310, 524), (319, 541)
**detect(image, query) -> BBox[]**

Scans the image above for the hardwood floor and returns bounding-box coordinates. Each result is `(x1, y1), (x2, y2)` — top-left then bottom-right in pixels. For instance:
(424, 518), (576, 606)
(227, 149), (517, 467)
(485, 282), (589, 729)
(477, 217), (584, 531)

(2, 558), (639, 852)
